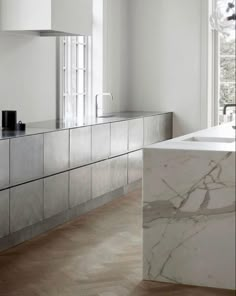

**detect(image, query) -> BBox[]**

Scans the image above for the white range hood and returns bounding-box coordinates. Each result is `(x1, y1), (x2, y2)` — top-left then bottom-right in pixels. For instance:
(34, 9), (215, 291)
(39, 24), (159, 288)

(0, 0), (92, 36)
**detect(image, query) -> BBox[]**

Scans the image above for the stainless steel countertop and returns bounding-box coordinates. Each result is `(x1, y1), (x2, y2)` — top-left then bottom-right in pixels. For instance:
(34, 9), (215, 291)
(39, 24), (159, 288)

(0, 111), (171, 140)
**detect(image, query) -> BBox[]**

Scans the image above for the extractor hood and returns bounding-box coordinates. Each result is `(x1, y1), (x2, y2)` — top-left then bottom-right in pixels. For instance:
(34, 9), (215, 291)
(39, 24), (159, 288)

(0, 0), (92, 36)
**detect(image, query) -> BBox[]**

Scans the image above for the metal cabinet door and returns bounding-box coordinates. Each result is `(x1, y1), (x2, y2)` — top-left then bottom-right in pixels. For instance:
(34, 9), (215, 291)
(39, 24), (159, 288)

(92, 124), (110, 162)
(0, 189), (9, 238)
(44, 130), (69, 176)
(144, 114), (173, 146)
(144, 116), (159, 146)
(110, 155), (128, 191)
(0, 140), (9, 189)
(70, 126), (92, 168)
(10, 180), (43, 233)
(110, 121), (128, 156)
(158, 113), (173, 141)
(128, 118), (144, 151)
(10, 134), (43, 185)
(69, 165), (92, 208)
(128, 150), (143, 184)
(44, 172), (69, 219)
(92, 159), (111, 199)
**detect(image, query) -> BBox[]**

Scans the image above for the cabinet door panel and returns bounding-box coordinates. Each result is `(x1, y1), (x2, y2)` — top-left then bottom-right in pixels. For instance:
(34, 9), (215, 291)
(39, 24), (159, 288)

(0, 140), (9, 189)
(158, 113), (173, 141)
(10, 135), (43, 185)
(92, 160), (110, 199)
(10, 180), (43, 233)
(110, 155), (127, 191)
(128, 150), (143, 184)
(70, 126), (91, 168)
(69, 165), (92, 208)
(0, 189), (9, 238)
(144, 116), (159, 146)
(44, 172), (69, 219)
(111, 121), (128, 156)
(92, 124), (110, 162)
(128, 118), (144, 151)
(44, 130), (69, 176)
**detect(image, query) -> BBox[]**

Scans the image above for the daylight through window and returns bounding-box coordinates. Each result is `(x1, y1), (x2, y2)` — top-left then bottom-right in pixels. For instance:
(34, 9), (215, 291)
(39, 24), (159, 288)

(62, 36), (89, 121)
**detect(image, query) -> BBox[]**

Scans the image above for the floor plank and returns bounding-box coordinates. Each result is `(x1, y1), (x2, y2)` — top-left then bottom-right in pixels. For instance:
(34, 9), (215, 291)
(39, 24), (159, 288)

(0, 190), (234, 296)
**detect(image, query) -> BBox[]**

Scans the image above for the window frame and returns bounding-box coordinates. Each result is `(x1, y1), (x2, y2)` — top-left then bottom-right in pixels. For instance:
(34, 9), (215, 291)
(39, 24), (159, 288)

(56, 36), (91, 121)
(211, 0), (236, 125)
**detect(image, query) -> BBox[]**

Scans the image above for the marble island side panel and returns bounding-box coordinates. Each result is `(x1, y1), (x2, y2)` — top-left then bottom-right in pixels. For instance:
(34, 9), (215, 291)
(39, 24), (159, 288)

(143, 148), (235, 290)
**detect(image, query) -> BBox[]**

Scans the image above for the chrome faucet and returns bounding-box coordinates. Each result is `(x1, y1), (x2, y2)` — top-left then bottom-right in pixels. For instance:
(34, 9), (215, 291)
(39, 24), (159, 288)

(95, 93), (114, 118)
(223, 104), (236, 129)
(223, 104), (236, 115)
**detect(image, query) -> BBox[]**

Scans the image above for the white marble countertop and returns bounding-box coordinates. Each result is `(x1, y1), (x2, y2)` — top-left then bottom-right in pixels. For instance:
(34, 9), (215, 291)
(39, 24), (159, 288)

(145, 122), (236, 152)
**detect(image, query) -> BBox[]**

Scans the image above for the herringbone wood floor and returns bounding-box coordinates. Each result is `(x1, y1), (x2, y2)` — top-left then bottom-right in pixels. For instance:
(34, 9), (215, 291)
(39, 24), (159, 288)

(0, 189), (234, 296)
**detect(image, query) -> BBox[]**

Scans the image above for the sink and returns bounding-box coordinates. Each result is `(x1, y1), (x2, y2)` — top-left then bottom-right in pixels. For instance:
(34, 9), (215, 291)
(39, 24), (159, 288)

(183, 137), (235, 143)
(97, 115), (116, 118)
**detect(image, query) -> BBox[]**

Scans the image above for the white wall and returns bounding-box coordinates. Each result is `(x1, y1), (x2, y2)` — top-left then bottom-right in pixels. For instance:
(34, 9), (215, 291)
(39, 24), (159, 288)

(122, 0), (205, 136)
(0, 32), (56, 124)
(102, 0), (129, 113)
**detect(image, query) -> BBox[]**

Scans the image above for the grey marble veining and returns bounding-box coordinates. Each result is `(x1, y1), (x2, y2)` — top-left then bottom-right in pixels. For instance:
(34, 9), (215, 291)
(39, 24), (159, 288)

(143, 123), (235, 290)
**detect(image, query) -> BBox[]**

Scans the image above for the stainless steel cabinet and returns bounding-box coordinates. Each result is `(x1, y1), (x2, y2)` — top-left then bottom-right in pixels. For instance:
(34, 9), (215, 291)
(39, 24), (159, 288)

(0, 189), (9, 238)
(0, 140), (9, 189)
(92, 124), (110, 162)
(128, 118), (144, 151)
(44, 172), (69, 219)
(92, 159), (111, 199)
(110, 155), (128, 191)
(110, 121), (128, 156)
(69, 165), (92, 208)
(158, 113), (173, 141)
(10, 135), (43, 185)
(44, 130), (69, 176)
(144, 114), (172, 146)
(70, 126), (91, 168)
(10, 180), (43, 233)
(144, 116), (159, 146)
(128, 150), (143, 184)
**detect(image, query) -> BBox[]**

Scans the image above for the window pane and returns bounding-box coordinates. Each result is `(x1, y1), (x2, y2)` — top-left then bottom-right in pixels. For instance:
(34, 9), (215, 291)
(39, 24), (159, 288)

(220, 36), (235, 55)
(77, 95), (85, 118)
(63, 70), (68, 95)
(220, 57), (236, 82)
(220, 83), (236, 107)
(64, 96), (77, 121)
(78, 44), (85, 69)
(78, 70), (85, 94)
(79, 36), (85, 44)
(62, 36), (88, 120)
(72, 69), (77, 94)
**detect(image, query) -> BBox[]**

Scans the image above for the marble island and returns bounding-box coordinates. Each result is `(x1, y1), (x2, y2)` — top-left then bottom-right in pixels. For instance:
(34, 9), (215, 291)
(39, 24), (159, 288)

(143, 122), (235, 290)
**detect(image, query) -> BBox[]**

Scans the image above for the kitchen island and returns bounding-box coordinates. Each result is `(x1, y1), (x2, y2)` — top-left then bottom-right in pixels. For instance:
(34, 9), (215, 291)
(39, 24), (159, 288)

(0, 111), (172, 251)
(143, 122), (235, 290)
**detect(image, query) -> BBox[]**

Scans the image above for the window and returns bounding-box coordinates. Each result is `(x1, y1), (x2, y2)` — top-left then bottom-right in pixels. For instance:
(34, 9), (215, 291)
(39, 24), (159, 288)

(62, 36), (90, 121)
(213, 0), (236, 124)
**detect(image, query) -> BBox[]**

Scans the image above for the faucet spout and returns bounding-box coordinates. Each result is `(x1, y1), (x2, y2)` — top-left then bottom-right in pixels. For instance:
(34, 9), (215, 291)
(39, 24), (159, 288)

(223, 104), (236, 115)
(223, 104), (236, 129)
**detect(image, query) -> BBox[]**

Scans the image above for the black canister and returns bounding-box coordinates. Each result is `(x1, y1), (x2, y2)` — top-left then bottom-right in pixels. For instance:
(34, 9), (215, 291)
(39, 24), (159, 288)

(2, 110), (17, 130)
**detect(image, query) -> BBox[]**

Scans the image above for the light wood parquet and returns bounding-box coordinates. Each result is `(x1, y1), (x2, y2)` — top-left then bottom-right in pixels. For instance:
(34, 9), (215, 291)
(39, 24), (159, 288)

(0, 190), (234, 296)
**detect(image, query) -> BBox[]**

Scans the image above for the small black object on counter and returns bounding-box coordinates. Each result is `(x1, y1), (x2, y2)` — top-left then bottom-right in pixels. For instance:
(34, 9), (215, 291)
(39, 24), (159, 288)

(15, 121), (26, 131)
(2, 110), (17, 130)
